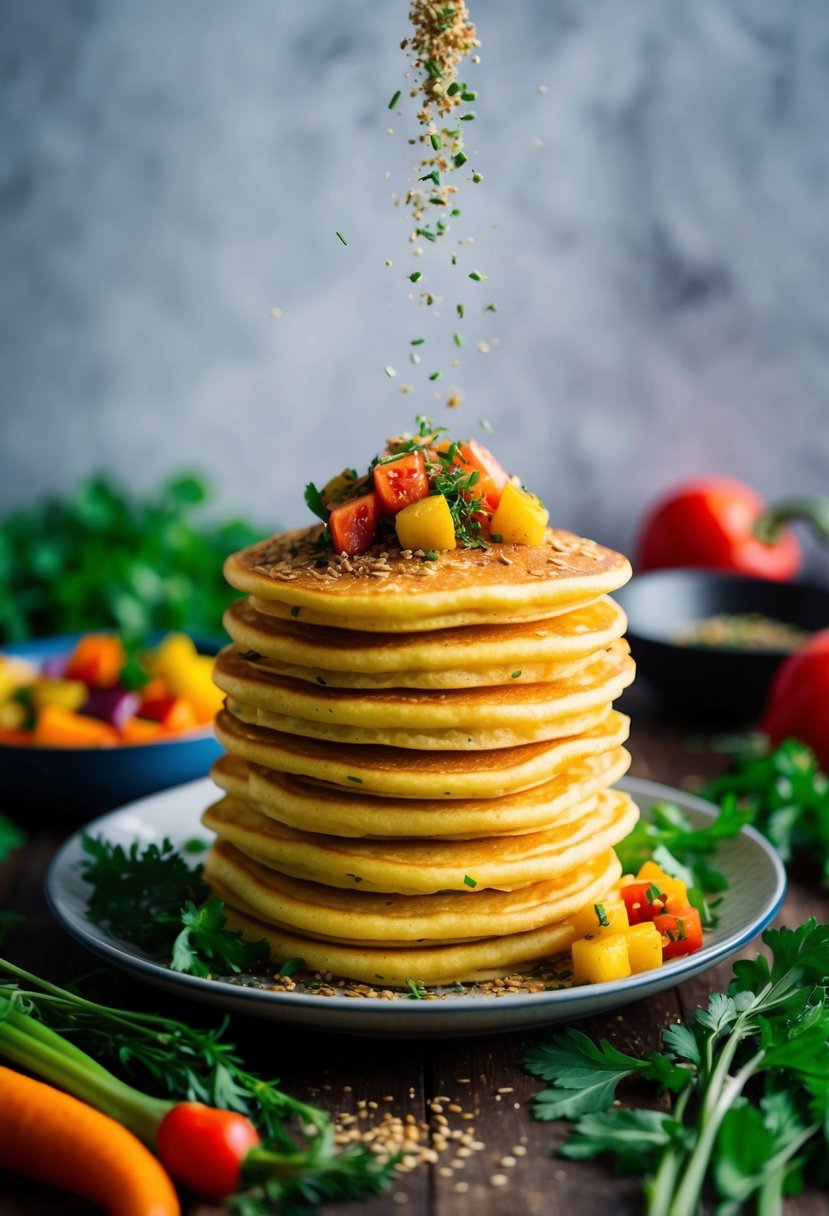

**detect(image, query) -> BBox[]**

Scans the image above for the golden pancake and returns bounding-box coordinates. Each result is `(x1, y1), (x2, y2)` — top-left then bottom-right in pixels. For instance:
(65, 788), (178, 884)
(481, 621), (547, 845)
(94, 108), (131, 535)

(215, 893), (580, 986)
(205, 839), (622, 943)
(225, 696), (616, 750)
(210, 746), (630, 839)
(213, 707), (631, 798)
(201, 788), (639, 894)
(225, 526), (631, 632)
(213, 641), (632, 737)
(223, 595), (628, 688)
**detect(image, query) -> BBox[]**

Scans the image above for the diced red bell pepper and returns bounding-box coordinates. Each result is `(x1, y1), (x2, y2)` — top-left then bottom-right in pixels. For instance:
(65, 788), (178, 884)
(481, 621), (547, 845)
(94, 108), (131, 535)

(448, 439), (510, 509)
(373, 450), (429, 515)
(64, 635), (125, 689)
(620, 881), (667, 924)
(328, 492), (381, 555)
(655, 906), (703, 959)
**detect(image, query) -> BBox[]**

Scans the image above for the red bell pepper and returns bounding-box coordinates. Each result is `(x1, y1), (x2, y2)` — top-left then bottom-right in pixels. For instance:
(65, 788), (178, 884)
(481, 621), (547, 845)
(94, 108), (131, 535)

(636, 478), (829, 581)
(760, 629), (829, 770)
(655, 906), (703, 959)
(373, 450), (429, 515)
(620, 881), (667, 924)
(328, 491), (382, 555)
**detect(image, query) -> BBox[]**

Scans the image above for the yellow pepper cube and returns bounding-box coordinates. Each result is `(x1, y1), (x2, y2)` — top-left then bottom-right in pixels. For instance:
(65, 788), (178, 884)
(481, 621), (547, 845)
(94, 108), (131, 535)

(570, 898), (629, 939)
(622, 922), (663, 974)
(0, 655), (36, 703)
(321, 469), (357, 505)
(32, 678), (89, 713)
(571, 933), (632, 984)
(636, 860), (688, 907)
(395, 494), (457, 552)
(489, 482), (549, 545)
(145, 633), (198, 678)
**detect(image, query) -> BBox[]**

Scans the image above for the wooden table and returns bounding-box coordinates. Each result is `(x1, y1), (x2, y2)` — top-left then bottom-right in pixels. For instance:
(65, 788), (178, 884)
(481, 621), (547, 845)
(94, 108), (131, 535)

(2, 686), (828, 1215)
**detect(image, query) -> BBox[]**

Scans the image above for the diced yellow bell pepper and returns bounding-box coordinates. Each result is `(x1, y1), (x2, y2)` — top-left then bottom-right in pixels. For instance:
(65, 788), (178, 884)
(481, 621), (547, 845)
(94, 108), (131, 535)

(571, 933), (631, 983)
(489, 481), (549, 545)
(395, 494), (457, 552)
(31, 678), (88, 713)
(622, 922), (663, 973)
(0, 655), (36, 703)
(569, 898), (629, 939)
(322, 469), (358, 505)
(144, 634), (222, 722)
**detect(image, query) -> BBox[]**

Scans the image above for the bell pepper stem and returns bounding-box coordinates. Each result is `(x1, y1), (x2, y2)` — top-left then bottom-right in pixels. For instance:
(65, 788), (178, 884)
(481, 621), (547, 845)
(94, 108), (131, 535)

(754, 496), (829, 546)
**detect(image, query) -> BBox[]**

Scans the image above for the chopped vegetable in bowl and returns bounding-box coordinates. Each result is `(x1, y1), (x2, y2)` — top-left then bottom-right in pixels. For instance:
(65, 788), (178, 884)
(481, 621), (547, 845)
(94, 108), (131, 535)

(0, 631), (223, 748)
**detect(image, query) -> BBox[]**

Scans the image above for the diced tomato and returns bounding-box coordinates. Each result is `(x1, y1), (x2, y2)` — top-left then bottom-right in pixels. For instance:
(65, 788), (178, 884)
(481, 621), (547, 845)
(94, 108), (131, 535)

(621, 881), (667, 924)
(443, 439), (510, 509)
(64, 634), (125, 689)
(373, 450), (429, 515)
(328, 492), (381, 555)
(159, 697), (200, 735)
(655, 906), (703, 959)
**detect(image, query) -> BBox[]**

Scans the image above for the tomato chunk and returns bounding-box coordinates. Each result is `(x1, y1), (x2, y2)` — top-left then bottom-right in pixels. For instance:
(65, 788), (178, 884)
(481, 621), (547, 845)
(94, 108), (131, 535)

(453, 439), (510, 509)
(373, 449), (429, 515)
(655, 906), (703, 959)
(64, 635), (125, 689)
(620, 881), (667, 924)
(328, 492), (381, 555)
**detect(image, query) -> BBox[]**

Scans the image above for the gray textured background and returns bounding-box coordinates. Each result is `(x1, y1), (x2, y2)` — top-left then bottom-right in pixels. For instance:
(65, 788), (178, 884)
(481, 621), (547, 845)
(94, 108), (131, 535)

(2, 0), (827, 568)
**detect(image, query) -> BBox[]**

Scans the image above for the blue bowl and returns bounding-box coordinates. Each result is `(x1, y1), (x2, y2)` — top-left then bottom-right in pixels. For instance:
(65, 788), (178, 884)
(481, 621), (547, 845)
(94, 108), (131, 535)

(0, 632), (224, 819)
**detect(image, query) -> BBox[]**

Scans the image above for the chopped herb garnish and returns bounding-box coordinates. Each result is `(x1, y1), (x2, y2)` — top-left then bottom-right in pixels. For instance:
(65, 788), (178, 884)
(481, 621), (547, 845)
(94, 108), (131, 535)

(290, 606), (301, 618)
(388, 89), (402, 110)
(346, 775), (363, 784)
(430, 133), (442, 150)
(471, 171), (483, 183)
(429, 370), (442, 380)
(409, 270), (423, 282)
(405, 977), (428, 1000)
(594, 903), (610, 928)
(410, 337), (425, 345)
(453, 151), (468, 168)
(304, 482), (329, 523)
(336, 231), (348, 246)
(315, 675), (327, 686)
(468, 269), (487, 281)
(279, 957), (305, 977)
(453, 332), (464, 347)
(645, 883), (664, 905)
(511, 671), (522, 679)
(384, 365), (397, 378)
(463, 874), (478, 889)
(461, 90), (477, 101)
(421, 549), (439, 561)
(460, 112), (476, 121)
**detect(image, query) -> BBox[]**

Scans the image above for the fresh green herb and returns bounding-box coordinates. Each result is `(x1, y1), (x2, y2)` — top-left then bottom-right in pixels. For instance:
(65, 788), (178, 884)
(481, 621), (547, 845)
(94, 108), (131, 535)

(410, 352), (421, 364)
(614, 797), (751, 924)
(0, 473), (261, 644)
(405, 977), (428, 1000)
(171, 899), (269, 978)
(447, 81), (463, 97)
(463, 874), (478, 889)
(290, 606), (301, 618)
(429, 370), (442, 381)
(278, 958), (306, 978)
(346, 775), (363, 784)
(420, 549), (439, 561)
(388, 89), (401, 110)
(183, 837), (209, 854)
(525, 919), (829, 1216)
(430, 133), (442, 150)
(410, 337), (425, 346)
(303, 482), (329, 524)
(468, 269), (487, 281)
(703, 737), (829, 881)
(594, 903), (609, 928)
(453, 331), (464, 347)
(336, 231), (348, 246)
(479, 418), (493, 433)
(79, 836), (268, 977)
(645, 883), (664, 905)
(315, 675), (327, 686)
(453, 151), (468, 168)
(384, 365), (397, 378)
(409, 270), (423, 282)
(511, 671), (522, 679)
(0, 815), (24, 864)
(484, 301), (497, 311)
(460, 112), (475, 121)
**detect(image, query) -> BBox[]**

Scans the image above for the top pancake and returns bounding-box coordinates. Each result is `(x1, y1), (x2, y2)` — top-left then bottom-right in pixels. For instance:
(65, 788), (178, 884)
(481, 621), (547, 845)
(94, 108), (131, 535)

(225, 526), (632, 632)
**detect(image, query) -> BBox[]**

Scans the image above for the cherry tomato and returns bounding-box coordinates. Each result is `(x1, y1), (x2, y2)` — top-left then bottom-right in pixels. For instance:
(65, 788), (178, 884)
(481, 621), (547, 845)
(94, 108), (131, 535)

(452, 439), (510, 509)
(760, 629), (829, 771)
(156, 1102), (260, 1199)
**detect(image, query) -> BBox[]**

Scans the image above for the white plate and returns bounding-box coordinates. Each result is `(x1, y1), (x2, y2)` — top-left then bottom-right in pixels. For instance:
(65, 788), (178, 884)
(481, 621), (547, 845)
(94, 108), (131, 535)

(45, 776), (786, 1037)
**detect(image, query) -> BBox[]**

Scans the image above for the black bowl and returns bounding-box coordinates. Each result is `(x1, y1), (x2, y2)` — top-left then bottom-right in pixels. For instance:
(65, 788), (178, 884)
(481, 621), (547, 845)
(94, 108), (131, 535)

(614, 570), (829, 724)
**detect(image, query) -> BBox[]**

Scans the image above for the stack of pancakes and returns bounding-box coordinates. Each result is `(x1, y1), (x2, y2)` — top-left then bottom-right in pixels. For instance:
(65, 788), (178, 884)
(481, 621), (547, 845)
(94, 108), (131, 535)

(203, 525), (637, 987)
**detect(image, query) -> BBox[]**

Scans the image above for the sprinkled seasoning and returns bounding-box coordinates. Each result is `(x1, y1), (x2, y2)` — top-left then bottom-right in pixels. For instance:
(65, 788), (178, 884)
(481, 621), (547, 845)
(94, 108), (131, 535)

(384, 2), (499, 410)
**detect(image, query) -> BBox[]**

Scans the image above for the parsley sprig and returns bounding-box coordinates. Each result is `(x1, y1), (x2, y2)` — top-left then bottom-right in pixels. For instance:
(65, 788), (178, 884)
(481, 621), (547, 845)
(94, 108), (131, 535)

(79, 835), (269, 977)
(525, 919), (829, 1216)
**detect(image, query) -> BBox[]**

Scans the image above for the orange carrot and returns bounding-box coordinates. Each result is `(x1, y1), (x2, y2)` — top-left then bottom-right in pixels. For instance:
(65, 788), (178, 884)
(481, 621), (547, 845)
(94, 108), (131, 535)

(0, 1065), (180, 1216)
(32, 703), (119, 748)
(64, 633), (125, 688)
(120, 716), (164, 744)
